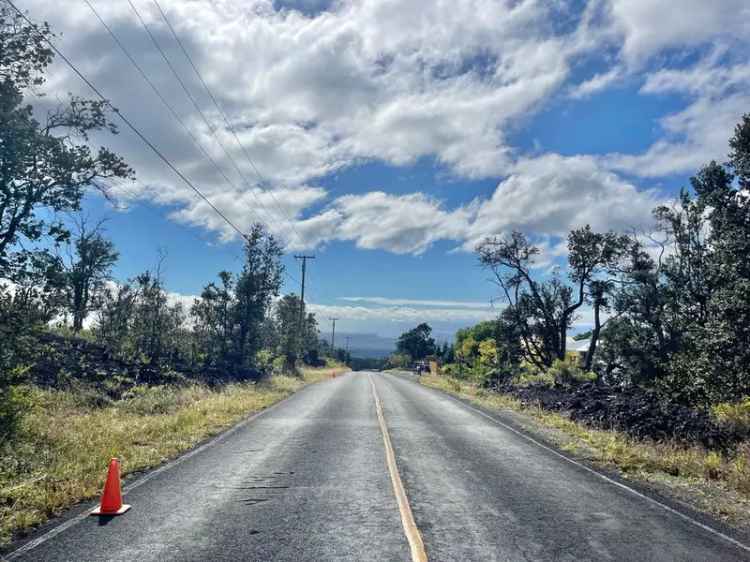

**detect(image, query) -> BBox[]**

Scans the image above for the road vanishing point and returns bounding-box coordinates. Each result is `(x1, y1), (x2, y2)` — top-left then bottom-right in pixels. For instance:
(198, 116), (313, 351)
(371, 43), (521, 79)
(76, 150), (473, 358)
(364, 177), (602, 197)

(7, 372), (750, 561)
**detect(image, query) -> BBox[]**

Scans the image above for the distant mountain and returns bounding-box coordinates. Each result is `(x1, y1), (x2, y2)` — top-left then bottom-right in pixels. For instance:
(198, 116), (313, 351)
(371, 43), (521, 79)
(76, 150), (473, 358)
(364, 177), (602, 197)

(321, 332), (395, 359)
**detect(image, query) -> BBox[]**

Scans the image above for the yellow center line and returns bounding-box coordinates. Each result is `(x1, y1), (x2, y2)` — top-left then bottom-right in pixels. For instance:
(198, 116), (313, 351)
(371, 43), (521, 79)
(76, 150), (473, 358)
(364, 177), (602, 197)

(368, 374), (428, 562)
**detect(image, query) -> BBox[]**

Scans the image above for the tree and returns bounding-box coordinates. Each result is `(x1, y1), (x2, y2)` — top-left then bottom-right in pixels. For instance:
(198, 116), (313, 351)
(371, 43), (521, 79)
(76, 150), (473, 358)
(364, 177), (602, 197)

(0, 7), (132, 276)
(302, 312), (322, 366)
(275, 293), (302, 371)
(61, 218), (119, 332)
(396, 323), (436, 361)
(599, 114), (750, 404)
(128, 268), (185, 366)
(232, 224), (284, 371)
(567, 226), (629, 369)
(191, 271), (235, 367)
(478, 228), (627, 369)
(386, 352), (411, 369)
(95, 281), (137, 357)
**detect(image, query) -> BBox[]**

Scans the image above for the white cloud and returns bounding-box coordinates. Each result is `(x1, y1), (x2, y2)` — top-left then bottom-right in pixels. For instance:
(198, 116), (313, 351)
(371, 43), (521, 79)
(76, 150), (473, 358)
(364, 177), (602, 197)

(307, 302), (498, 324)
(569, 67), (622, 99)
(607, 0), (750, 65)
(605, 52), (750, 177)
(18, 0), (749, 259)
(463, 154), (663, 251)
(327, 191), (472, 254)
(24, 0), (599, 245)
(339, 296), (492, 309)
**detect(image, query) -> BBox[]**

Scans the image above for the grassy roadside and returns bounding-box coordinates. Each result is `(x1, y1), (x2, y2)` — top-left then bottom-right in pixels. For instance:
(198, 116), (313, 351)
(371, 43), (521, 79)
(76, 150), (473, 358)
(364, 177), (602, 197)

(0, 365), (348, 547)
(419, 373), (750, 531)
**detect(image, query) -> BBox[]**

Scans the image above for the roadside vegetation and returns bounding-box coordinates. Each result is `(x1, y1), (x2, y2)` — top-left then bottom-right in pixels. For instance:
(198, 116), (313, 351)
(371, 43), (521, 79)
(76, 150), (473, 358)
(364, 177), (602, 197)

(0, 10), (350, 546)
(0, 365), (347, 547)
(388, 114), (750, 527)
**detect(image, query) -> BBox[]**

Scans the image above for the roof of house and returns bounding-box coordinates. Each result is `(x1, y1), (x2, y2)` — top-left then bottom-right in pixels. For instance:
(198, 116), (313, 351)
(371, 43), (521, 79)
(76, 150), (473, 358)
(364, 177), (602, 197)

(566, 337), (591, 352)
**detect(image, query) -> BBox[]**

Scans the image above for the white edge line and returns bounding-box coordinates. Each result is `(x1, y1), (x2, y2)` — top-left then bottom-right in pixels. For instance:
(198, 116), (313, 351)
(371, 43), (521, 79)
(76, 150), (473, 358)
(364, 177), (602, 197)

(3, 385), (305, 561)
(408, 374), (750, 555)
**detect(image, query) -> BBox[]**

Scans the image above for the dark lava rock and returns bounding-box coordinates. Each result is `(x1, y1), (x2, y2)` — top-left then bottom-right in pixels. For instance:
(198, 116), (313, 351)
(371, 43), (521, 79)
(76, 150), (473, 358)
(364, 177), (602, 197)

(486, 379), (738, 449)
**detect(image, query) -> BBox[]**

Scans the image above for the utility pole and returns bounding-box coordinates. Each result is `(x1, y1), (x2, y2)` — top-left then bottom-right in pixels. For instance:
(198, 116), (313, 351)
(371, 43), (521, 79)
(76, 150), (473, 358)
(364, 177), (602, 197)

(329, 317), (338, 356)
(294, 255), (315, 357)
(345, 336), (351, 356)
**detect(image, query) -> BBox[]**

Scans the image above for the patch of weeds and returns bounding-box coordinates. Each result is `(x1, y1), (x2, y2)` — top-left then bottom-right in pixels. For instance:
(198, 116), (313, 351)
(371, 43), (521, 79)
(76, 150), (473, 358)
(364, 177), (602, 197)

(713, 398), (750, 437)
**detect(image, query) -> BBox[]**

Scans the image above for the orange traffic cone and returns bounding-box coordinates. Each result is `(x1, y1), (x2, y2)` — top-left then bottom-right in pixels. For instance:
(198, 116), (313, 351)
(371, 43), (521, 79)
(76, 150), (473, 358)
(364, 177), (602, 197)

(91, 458), (131, 516)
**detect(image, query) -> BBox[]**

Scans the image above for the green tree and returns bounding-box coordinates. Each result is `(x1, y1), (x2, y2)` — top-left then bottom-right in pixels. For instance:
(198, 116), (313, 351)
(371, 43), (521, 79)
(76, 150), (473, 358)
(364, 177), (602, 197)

(396, 323), (436, 361)
(95, 280), (137, 356)
(232, 224), (284, 371)
(0, 6), (132, 276)
(61, 218), (119, 332)
(601, 115), (750, 404)
(128, 268), (185, 366)
(386, 352), (411, 369)
(191, 271), (235, 368)
(275, 293), (302, 371)
(302, 312), (322, 366)
(478, 227), (627, 369)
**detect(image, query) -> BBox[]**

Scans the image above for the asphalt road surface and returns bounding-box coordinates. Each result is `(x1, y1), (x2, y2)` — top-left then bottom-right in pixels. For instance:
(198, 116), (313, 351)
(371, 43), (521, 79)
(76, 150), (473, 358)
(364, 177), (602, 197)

(8, 372), (750, 561)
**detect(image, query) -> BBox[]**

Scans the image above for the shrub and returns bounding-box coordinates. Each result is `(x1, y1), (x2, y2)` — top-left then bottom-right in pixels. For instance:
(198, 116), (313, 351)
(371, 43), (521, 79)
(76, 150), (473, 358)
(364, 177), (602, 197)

(712, 397), (750, 438)
(547, 357), (597, 386)
(0, 367), (31, 444)
(441, 363), (461, 377)
(120, 385), (207, 415)
(513, 363), (554, 387)
(255, 349), (274, 373)
(271, 355), (287, 375)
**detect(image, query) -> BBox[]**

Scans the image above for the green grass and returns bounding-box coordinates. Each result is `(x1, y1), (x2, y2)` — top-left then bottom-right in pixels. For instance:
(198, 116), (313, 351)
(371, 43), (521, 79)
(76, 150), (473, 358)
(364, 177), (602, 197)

(420, 374), (750, 528)
(0, 366), (348, 546)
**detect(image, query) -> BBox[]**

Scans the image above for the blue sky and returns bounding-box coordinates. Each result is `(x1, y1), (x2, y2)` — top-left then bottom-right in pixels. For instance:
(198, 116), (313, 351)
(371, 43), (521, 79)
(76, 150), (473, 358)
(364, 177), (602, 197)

(23, 0), (750, 338)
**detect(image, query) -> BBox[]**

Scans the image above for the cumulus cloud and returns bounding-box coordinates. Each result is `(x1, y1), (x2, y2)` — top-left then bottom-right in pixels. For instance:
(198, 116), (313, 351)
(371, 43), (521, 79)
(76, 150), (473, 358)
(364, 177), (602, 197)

(327, 191), (472, 254)
(18, 0), (749, 258)
(462, 154), (663, 251)
(606, 0), (750, 65)
(24, 0), (598, 244)
(35, 0), (580, 180)
(277, 154), (668, 256)
(605, 52), (750, 177)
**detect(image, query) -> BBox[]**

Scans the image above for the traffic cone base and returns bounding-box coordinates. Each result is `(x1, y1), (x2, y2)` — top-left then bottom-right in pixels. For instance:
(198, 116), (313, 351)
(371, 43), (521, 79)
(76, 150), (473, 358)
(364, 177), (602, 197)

(91, 503), (131, 516)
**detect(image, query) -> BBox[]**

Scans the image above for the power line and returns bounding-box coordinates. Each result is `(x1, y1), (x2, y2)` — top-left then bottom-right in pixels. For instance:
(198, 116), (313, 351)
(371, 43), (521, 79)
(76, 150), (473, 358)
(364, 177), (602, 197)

(4, 0), (303, 287)
(126, 0), (281, 231)
(81, 0), (269, 233)
(150, 0), (305, 245)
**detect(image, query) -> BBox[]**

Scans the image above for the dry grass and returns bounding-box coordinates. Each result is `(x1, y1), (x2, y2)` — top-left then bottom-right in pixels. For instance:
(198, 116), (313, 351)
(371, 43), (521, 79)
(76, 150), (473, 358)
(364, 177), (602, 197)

(420, 374), (750, 528)
(0, 366), (348, 546)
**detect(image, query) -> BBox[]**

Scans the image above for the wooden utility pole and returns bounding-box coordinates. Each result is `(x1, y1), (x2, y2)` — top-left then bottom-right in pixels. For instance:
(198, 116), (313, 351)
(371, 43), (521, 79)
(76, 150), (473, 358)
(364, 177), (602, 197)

(294, 255), (315, 355)
(329, 317), (338, 356)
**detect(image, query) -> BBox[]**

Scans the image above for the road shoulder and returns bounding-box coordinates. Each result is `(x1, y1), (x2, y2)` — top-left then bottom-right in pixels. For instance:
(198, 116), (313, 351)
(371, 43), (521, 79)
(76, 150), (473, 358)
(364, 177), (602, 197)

(402, 371), (750, 549)
(1, 367), (349, 558)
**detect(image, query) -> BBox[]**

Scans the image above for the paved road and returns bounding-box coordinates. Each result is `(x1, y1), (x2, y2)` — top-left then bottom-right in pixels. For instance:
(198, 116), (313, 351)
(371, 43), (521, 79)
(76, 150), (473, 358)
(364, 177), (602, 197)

(8, 372), (750, 561)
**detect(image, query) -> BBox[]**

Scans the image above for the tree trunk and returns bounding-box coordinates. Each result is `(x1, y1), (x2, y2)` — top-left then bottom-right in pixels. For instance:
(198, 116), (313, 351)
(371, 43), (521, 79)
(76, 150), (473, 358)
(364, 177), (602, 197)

(584, 300), (601, 372)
